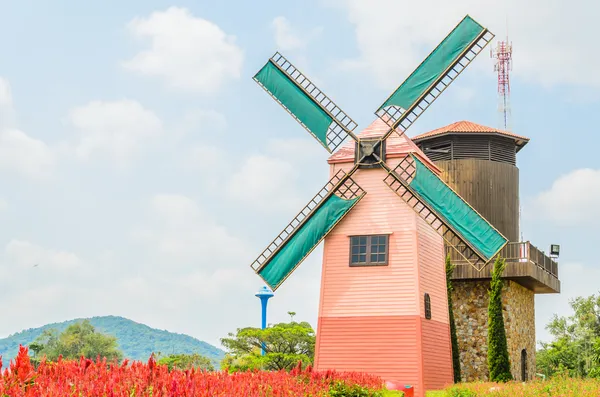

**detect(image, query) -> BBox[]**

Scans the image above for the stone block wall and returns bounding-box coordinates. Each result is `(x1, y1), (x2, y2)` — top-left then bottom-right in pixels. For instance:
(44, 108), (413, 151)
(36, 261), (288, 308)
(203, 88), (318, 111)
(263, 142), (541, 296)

(451, 280), (535, 381)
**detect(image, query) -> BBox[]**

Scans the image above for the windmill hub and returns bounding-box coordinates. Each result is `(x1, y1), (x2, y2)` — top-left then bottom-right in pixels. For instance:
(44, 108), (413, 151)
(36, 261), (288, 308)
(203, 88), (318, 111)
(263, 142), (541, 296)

(360, 141), (375, 156)
(355, 138), (385, 169)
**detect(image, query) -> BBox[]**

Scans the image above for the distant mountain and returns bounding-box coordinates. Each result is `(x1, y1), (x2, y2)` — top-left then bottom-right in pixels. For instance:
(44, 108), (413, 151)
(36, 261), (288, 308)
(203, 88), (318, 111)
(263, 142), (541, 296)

(0, 315), (225, 368)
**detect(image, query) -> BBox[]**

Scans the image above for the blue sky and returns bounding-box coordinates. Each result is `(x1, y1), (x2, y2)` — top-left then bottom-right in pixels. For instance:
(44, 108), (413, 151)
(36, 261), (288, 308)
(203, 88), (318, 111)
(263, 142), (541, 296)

(0, 0), (598, 351)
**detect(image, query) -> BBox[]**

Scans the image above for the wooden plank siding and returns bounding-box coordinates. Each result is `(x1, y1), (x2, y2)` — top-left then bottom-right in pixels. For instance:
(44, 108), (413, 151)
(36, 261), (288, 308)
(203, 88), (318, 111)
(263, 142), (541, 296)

(421, 318), (454, 391)
(417, 214), (454, 392)
(416, 216), (449, 323)
(451, 261), (560, 293)
(314, 147), (453, 397)
(436, 159), (519, 242)
(315, 316), (423, 396)
(415, 135), (518, 165)
(318, 160), (420, 318)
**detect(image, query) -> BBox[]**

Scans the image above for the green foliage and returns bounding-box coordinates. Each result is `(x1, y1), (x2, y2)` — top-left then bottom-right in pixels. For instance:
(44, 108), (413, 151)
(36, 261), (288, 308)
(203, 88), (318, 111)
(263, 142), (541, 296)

(220, 319), (315, 372)
(537, 293), (600, 378)
(487, 256), (513, 382)
(445, 254), (461, 383)
(426, 391), (447, 397)
(328, 381), (375, 397)
(156, 353), (214, 371)
(442, 375), (600, 396)
(380, 391), (404, 397)
(328, 382), (404, 397)
(0, 316), (224, 368)
(30, 320), (123, 362)
(445, 387), (476, 397)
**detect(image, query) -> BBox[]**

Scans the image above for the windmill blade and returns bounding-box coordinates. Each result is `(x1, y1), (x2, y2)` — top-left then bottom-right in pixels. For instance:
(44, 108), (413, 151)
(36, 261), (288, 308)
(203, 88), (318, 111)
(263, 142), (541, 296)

(383, 154), (507, 270)
(377, 15), (494, 139)
(254, 52), (358, 153)
(251, 168), (365, 291)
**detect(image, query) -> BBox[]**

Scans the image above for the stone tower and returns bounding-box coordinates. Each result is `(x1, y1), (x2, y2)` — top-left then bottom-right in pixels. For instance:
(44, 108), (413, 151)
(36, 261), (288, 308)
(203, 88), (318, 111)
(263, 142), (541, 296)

(412, 121), (561, 381)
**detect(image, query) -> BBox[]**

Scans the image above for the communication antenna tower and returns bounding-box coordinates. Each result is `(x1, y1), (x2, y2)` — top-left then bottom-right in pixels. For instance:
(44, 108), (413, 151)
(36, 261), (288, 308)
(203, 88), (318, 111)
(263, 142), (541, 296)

(490, 38), (512, 131)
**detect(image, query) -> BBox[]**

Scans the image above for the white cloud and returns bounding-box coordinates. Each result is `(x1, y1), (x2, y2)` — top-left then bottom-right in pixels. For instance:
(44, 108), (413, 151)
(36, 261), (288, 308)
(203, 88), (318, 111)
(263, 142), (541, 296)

(5, 240), (82, 271)
(0, 77), (15, 129)
(328, 0), (600, 90)
(271, 17), (322, 52)
(0, 128), (55, 179)
(0, 77), (54, 179)
(0, 199), (7, 212)
(67, 99), (162, 164)
(228, 155), (303, 212)
(132, 194), (250, 266)
(272, 17), (304, 51)
(0, 77), (13, 110)
(122, 7), (244, 93)
(531, 168), (600, 225)
(227, 137), (327, 212)
(536, 262), (600, 345)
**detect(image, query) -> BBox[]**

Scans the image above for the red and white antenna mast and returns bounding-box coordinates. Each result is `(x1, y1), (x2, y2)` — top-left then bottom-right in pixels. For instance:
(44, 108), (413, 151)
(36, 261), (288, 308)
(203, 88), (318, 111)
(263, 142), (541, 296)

(490, 38), (512, 131)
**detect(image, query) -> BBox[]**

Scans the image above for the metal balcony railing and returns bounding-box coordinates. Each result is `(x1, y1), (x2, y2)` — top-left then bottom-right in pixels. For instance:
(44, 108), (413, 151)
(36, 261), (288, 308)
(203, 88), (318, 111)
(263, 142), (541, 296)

(445, 241), (559, 278)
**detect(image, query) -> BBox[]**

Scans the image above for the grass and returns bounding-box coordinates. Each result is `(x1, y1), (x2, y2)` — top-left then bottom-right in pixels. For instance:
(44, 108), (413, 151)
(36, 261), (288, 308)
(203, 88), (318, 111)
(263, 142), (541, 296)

(425, 376), (600, 397)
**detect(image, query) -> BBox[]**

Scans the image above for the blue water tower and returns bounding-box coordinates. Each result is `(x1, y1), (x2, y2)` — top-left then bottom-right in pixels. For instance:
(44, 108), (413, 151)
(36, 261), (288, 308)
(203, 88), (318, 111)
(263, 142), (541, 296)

(255, 285), (274, 355)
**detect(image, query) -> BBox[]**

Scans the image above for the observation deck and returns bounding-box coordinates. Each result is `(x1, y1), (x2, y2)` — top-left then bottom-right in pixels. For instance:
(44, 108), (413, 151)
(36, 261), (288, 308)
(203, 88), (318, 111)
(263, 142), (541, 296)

(446, 241), (560, 293)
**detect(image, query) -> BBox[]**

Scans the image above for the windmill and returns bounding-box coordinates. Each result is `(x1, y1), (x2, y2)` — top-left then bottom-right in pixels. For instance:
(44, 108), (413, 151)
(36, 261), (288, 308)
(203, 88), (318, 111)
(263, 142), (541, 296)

(249, 15), (504, 394)
(251, 15), (505, 289)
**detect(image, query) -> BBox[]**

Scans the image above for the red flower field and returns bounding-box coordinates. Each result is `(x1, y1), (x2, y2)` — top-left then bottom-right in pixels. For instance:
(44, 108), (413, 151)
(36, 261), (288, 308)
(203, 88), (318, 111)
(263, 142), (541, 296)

(0, 345), (386, 396)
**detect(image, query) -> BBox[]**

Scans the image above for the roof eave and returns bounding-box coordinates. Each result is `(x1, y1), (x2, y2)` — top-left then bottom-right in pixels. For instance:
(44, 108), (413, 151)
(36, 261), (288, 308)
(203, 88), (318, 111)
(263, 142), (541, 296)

(412, 131), (530, 144)
(327, 153), (442, 174)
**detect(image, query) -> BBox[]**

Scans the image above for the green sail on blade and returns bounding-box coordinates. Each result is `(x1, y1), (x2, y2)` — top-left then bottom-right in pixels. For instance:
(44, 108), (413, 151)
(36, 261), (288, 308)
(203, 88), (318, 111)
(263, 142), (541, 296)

(408, 155), (506, 260)
(258, 194), (359, 290)
(379, 16), (485, 112)
(254, 61), (333, 149)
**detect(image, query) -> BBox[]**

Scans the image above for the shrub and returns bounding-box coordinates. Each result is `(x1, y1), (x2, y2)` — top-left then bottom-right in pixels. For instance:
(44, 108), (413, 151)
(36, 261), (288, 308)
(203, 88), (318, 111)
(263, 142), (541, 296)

(446, 254), (461, 383)
(487, 256), (513, 382)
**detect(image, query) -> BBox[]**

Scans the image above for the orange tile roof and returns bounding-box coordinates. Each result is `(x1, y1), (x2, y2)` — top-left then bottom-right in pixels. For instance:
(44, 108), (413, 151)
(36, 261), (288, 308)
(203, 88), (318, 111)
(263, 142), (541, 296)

(411, 120), (529, 143)
(328, 118), (440, 173)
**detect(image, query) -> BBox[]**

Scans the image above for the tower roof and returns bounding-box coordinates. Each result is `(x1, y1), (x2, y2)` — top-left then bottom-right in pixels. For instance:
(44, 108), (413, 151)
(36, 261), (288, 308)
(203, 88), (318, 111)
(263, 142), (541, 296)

(328, 118), (440, 173)
(411, 120), (529, 148)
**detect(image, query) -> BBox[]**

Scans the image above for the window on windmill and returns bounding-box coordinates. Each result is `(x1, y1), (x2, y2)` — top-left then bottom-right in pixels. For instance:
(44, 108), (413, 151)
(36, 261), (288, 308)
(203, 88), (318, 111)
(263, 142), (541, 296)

(424, 293), (432, 320)
(349, 235), (388, 266)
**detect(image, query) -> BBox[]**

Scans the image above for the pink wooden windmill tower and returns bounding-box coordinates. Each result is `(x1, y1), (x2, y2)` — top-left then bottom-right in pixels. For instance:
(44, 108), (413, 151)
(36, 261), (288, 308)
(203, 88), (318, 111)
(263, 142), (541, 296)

(249, 15), (502, 397)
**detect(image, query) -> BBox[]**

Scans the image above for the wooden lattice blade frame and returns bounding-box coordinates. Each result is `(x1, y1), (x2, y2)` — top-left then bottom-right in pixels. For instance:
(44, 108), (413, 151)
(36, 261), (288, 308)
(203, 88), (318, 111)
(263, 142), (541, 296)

(376, 15), (494, 141)
(250, 169), (365, 290)
(253, 52), (358, 153)
(383, 154), (507, 271)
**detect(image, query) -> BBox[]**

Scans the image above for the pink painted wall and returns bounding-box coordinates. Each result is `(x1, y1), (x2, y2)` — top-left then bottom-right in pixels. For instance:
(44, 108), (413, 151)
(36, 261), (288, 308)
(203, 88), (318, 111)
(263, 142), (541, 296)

(314, 120), (453, 397)
(317, 159), (420, 318)
(416, 216), (455, 390)
(316, 316), (423, 396)
(421, 318), (454, 391)
(416, 215), (451, 323)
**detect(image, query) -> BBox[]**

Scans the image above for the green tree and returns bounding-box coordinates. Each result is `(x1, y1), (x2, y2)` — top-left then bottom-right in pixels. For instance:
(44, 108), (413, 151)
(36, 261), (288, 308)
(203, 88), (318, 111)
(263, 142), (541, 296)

(537, 293), (600, 378)
(446, 254), (461, 382)
(157, 353), (214, 371)
(30, 320), (123, 363)
(220, 319), (315, 372)
(288, 311), (296, 322)
(487, 256), (513, 382)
